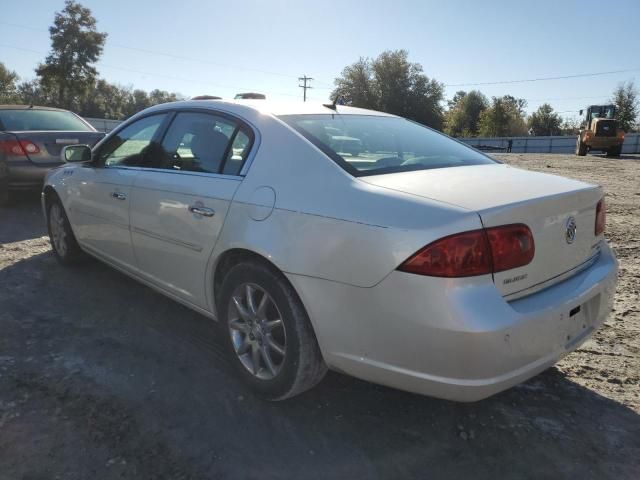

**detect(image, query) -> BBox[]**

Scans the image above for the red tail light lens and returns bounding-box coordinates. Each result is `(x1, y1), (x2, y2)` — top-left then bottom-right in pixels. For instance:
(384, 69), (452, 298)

(485, 224), (535, 273)
(397, 230), (492, 277)
(398, 224), (534, 278)
(0, 140), (40, 156)
(595, 198), (606, 236)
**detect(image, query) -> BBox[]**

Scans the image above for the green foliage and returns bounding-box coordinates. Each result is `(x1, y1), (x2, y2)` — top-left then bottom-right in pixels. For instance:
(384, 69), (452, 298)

(443, 90), (488, 137)
(36, 1), (108, 111)
(79, 83), (183, 119)
(0, 63), (20, 103)
(559, 117), (581, 136)
(478, 95), (528, 137)
(528, 103), (563, 136)
(332, 50), (444, 129)
(612, 81), (638, 132)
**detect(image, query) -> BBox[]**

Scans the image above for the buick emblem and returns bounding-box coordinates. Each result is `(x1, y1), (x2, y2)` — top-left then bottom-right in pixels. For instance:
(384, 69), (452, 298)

(565, 217), (577, 244)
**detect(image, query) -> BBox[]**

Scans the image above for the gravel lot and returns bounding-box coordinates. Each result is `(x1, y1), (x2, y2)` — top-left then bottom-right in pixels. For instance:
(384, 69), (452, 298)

(0, 153), (638, 479)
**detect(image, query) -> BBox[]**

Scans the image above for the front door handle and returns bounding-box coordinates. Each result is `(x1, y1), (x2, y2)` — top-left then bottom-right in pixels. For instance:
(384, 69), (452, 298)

(111, 191), (127, 200)
(188, 205), (215, 217)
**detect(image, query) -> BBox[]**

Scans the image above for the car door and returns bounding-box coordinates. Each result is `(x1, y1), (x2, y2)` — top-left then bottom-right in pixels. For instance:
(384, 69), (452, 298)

(128, 110), (255, 309)
(66, 113), (169, 269)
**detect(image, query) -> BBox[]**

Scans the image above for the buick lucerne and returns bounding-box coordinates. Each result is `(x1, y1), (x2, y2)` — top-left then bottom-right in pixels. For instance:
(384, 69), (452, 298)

(42, 100), (618, 401)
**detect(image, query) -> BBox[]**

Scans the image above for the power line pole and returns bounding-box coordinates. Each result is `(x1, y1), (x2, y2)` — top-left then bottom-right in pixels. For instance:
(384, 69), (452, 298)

(298, 75), (313, 102)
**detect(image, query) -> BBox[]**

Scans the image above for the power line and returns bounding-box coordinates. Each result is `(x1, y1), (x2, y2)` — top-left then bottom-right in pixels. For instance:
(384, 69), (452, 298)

(0, 43), (307, 99)
(298, 75), (313, 102)
(0, 21), (334, 84)
(2, 20), (633, 101)
(445, 68), (640, 87)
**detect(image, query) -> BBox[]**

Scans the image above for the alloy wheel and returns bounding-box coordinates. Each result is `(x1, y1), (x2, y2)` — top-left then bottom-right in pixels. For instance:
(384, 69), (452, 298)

(49, 204), (68, 257)
(227, 283), (287, 380)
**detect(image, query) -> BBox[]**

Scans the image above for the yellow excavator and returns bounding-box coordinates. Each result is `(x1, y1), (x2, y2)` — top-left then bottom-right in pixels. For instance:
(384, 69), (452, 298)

(576, 104), (625, 157)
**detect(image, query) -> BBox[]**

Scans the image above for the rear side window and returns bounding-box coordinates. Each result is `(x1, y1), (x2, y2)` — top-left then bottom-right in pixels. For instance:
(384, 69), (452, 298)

(278, 114), (496, 177)
(0, 109), (93, 132)
(222, 130), (251, 175)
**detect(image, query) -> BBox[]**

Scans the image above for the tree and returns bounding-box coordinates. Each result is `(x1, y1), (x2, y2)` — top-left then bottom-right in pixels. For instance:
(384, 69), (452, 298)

(478, 95), (528, 137)
(612, 81), (638, 132)
(16, 79), (56, 107)
(444, 90), (488, 137)
(0, 63), (20, 103)
(36, 1), (107, 111)
(560, 117), (581, 136)
(148, 89), (182, 106)
(81, 80), (131, 119)
(332, 58), (377, 109)
(528, 103), (563, 136)
(332, 50), (444, 129)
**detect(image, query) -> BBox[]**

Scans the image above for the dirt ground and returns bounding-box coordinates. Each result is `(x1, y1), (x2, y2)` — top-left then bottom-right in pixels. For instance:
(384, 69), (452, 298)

(0, 153), (638, 480)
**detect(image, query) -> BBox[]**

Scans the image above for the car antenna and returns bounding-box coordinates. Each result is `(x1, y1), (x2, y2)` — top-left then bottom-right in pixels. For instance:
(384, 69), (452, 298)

(323, 94), (341, 111)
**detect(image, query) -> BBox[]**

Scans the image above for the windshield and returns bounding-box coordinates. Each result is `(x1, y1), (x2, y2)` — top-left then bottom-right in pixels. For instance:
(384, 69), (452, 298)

(279, 114), (495, 176)
(0, 109), (93, 132)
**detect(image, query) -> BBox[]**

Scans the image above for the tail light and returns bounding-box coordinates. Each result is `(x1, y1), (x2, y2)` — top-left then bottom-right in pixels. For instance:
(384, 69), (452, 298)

(0, 139), (40, 156)
(595, 198), (606, 236)
(398, 224), (535, 278)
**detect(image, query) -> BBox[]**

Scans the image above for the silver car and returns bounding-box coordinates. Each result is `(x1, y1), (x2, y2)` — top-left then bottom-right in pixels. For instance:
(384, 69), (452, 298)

(42, 100), (618, 401)
(0, 105), (104, 205)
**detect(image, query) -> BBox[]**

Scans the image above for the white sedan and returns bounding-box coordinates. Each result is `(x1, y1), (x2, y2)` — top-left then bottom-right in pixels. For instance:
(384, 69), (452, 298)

(43, 100), (618, 401)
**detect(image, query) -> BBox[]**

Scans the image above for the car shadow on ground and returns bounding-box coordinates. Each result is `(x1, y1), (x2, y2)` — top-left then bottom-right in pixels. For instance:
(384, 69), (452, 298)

(1, 247), (639, 479)
(587, 153), (640, 161)
(0, 190), (47, 243)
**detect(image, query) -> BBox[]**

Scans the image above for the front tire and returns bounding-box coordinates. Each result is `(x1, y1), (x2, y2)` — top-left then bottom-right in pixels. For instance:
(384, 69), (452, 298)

(576, 137), (587, 156)
(47, 197), (84, 264)
(219, 261), (327, 400)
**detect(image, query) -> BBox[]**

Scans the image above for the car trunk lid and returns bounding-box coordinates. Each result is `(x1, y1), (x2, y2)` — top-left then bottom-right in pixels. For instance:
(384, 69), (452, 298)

(361, 164), (603, 296)
(10, 131), (104, 165)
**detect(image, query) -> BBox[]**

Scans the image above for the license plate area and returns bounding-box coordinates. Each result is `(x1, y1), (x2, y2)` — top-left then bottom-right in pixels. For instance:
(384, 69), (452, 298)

(563, 294), (601, 349)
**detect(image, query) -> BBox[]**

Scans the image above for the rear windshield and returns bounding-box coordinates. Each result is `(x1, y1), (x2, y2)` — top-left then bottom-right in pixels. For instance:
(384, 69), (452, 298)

(279, 114), (495, 176)
(0, 109), (92, 132)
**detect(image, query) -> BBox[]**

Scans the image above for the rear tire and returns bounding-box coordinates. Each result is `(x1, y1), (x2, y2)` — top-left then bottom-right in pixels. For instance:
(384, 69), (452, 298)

(0, 186), (8, 206)
(47, 197), (84, 264)
(576, 138), (587, 156)
(0, 170), (9, 206)
(607, 145), (622, 158)
(219, 261), (327, 400)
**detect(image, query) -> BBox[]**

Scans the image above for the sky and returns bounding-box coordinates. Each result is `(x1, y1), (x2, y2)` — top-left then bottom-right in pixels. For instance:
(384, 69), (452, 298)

(1, 0), (639, 121)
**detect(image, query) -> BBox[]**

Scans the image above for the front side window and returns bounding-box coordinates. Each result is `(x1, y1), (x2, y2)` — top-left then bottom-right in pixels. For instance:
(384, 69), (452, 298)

(0, 109), (93, 132)
(99, 114), (167, 167)
(279, 114), (496, 176)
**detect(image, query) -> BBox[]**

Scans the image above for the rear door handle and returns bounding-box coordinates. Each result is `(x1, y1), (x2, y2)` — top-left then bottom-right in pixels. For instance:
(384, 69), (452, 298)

(188, 205), (215, 217)
(111, 191), (127, 200)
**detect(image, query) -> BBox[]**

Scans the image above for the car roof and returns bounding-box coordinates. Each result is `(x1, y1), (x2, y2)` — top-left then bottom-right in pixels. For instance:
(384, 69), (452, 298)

(0, 105), (73, 112)
(143, 99), (398, 118)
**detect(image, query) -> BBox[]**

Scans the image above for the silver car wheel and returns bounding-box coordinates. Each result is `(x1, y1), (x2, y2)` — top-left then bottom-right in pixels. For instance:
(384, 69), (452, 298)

(49, 203), (68, 257)
(228, 283), (287, 380)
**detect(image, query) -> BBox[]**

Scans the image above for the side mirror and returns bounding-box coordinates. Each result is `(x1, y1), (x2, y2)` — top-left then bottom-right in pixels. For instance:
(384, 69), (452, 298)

(61, 144), (92, 163)
(579, 109), (583, 116)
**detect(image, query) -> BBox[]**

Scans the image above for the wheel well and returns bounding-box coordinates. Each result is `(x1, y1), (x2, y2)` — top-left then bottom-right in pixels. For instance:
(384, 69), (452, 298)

(42, 186), (59, 214)
(213, 248), (287, 314)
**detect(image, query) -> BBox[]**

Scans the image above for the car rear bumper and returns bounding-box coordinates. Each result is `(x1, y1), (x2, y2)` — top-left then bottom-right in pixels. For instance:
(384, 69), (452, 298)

(4, 159), (61, 188)
(288, 241), (618, 401)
